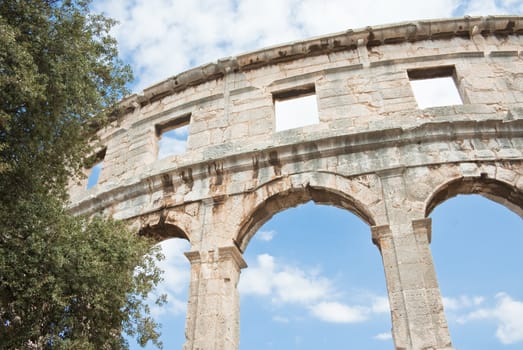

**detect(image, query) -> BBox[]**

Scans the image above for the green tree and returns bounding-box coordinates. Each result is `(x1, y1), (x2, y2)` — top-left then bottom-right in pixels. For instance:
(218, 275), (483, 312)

(0, 1), (164, 348)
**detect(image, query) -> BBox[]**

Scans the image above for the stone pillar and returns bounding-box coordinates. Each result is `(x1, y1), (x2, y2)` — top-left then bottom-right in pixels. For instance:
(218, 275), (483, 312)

(183, 246), (247, 350)
(372, 224), (410, 349)
(372, 219), (454, 350)
(375, 169), (454, 350)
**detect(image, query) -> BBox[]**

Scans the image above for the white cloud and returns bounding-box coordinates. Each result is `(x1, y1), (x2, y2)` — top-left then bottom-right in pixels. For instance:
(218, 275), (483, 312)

(443, 295), (485, 311)
(157, 125), (189, 159)
(238, 253), (276, 296)
(463, 0), (523, 15)
(240, 254), (390, 324)
(370, 296), (390, 314)
(239, 253), (333, 304)
(158, 137), (187, 159)
(148, 239), (191, 317)
(257, 230), (277, 241)
(410, 77), (463, 109)
(158, 137), (188, 160)
(294, 0), (459, 35)
(275, 94), (319, 132)
(457, 293), (523, 345)
(374, 332), (393, 341)
(310, 301), (368, 323)
(272, 266), (333, 304)
(157, 239), (190, 292)
(309, 296), (389, 324)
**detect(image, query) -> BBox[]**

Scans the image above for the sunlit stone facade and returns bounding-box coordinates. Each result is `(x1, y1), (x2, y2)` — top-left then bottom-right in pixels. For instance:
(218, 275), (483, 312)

(70, 16), (523, 350)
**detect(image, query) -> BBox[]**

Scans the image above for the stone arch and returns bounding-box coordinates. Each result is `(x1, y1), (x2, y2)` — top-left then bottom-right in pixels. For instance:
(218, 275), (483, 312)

(235, 172), (379, 252)
(424, 172), (523, 349)
(425, 175), (523, 219)
(133, 204), (202, 244)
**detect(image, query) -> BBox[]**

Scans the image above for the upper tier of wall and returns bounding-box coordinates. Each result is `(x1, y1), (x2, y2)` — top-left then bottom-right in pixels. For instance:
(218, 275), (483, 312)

(68, 15), (523, 220)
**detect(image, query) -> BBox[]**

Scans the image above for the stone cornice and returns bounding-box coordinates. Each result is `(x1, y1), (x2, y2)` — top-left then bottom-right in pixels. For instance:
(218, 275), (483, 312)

(118, 16), (522, 111)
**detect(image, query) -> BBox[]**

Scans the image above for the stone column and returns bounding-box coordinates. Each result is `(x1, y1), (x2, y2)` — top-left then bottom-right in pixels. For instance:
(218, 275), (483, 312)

(183, 246), (247, 350)
(373, 219), (454, 350)
(375, 169), (454, 350)
(372, 224), (410, 349)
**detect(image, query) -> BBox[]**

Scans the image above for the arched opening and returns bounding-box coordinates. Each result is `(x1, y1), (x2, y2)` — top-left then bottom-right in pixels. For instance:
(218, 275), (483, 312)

(238, 188), (391, 349)
(428, 178), (523, 349)
(236, 185), (375, 252)
(130, 225), (191, 350)
(425, 176), (523, 218)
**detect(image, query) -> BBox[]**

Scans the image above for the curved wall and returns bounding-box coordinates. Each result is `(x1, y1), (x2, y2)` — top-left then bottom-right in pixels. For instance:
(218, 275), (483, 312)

(69, 16), (523, 350)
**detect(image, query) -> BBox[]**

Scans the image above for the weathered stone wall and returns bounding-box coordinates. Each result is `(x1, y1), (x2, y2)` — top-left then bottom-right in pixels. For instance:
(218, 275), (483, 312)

(69, 16), (523, 350)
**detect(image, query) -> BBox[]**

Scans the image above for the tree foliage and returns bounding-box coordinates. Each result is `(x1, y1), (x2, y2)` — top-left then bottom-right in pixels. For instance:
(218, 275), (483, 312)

(0, 1), (164, 348)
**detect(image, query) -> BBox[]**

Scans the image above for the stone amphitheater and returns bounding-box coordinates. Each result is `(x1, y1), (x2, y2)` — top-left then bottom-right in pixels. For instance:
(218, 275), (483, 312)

(69, 16), (523, 350)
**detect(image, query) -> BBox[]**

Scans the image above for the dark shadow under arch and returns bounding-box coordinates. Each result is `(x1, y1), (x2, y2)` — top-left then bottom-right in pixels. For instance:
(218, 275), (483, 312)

(236, 185), (376, 252)
(139, 222), (189, 242)
(425, 176), (523, 218)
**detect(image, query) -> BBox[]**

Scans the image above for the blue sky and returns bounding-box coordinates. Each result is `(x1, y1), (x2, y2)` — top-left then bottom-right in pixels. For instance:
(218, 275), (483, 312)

(88, 1), (523, 349)
(86, 161), (103, 189)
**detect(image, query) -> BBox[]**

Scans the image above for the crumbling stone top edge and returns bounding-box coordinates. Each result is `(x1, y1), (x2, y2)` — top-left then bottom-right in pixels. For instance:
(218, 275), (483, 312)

(119, 15), (522, 110)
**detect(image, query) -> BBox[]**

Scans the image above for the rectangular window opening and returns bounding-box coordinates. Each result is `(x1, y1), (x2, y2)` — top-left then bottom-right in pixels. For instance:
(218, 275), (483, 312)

(408, 66), (463, 109)
(86, 148), (106, 190)
(273, 85), (319, 132)
(156, 114), (190, 160)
